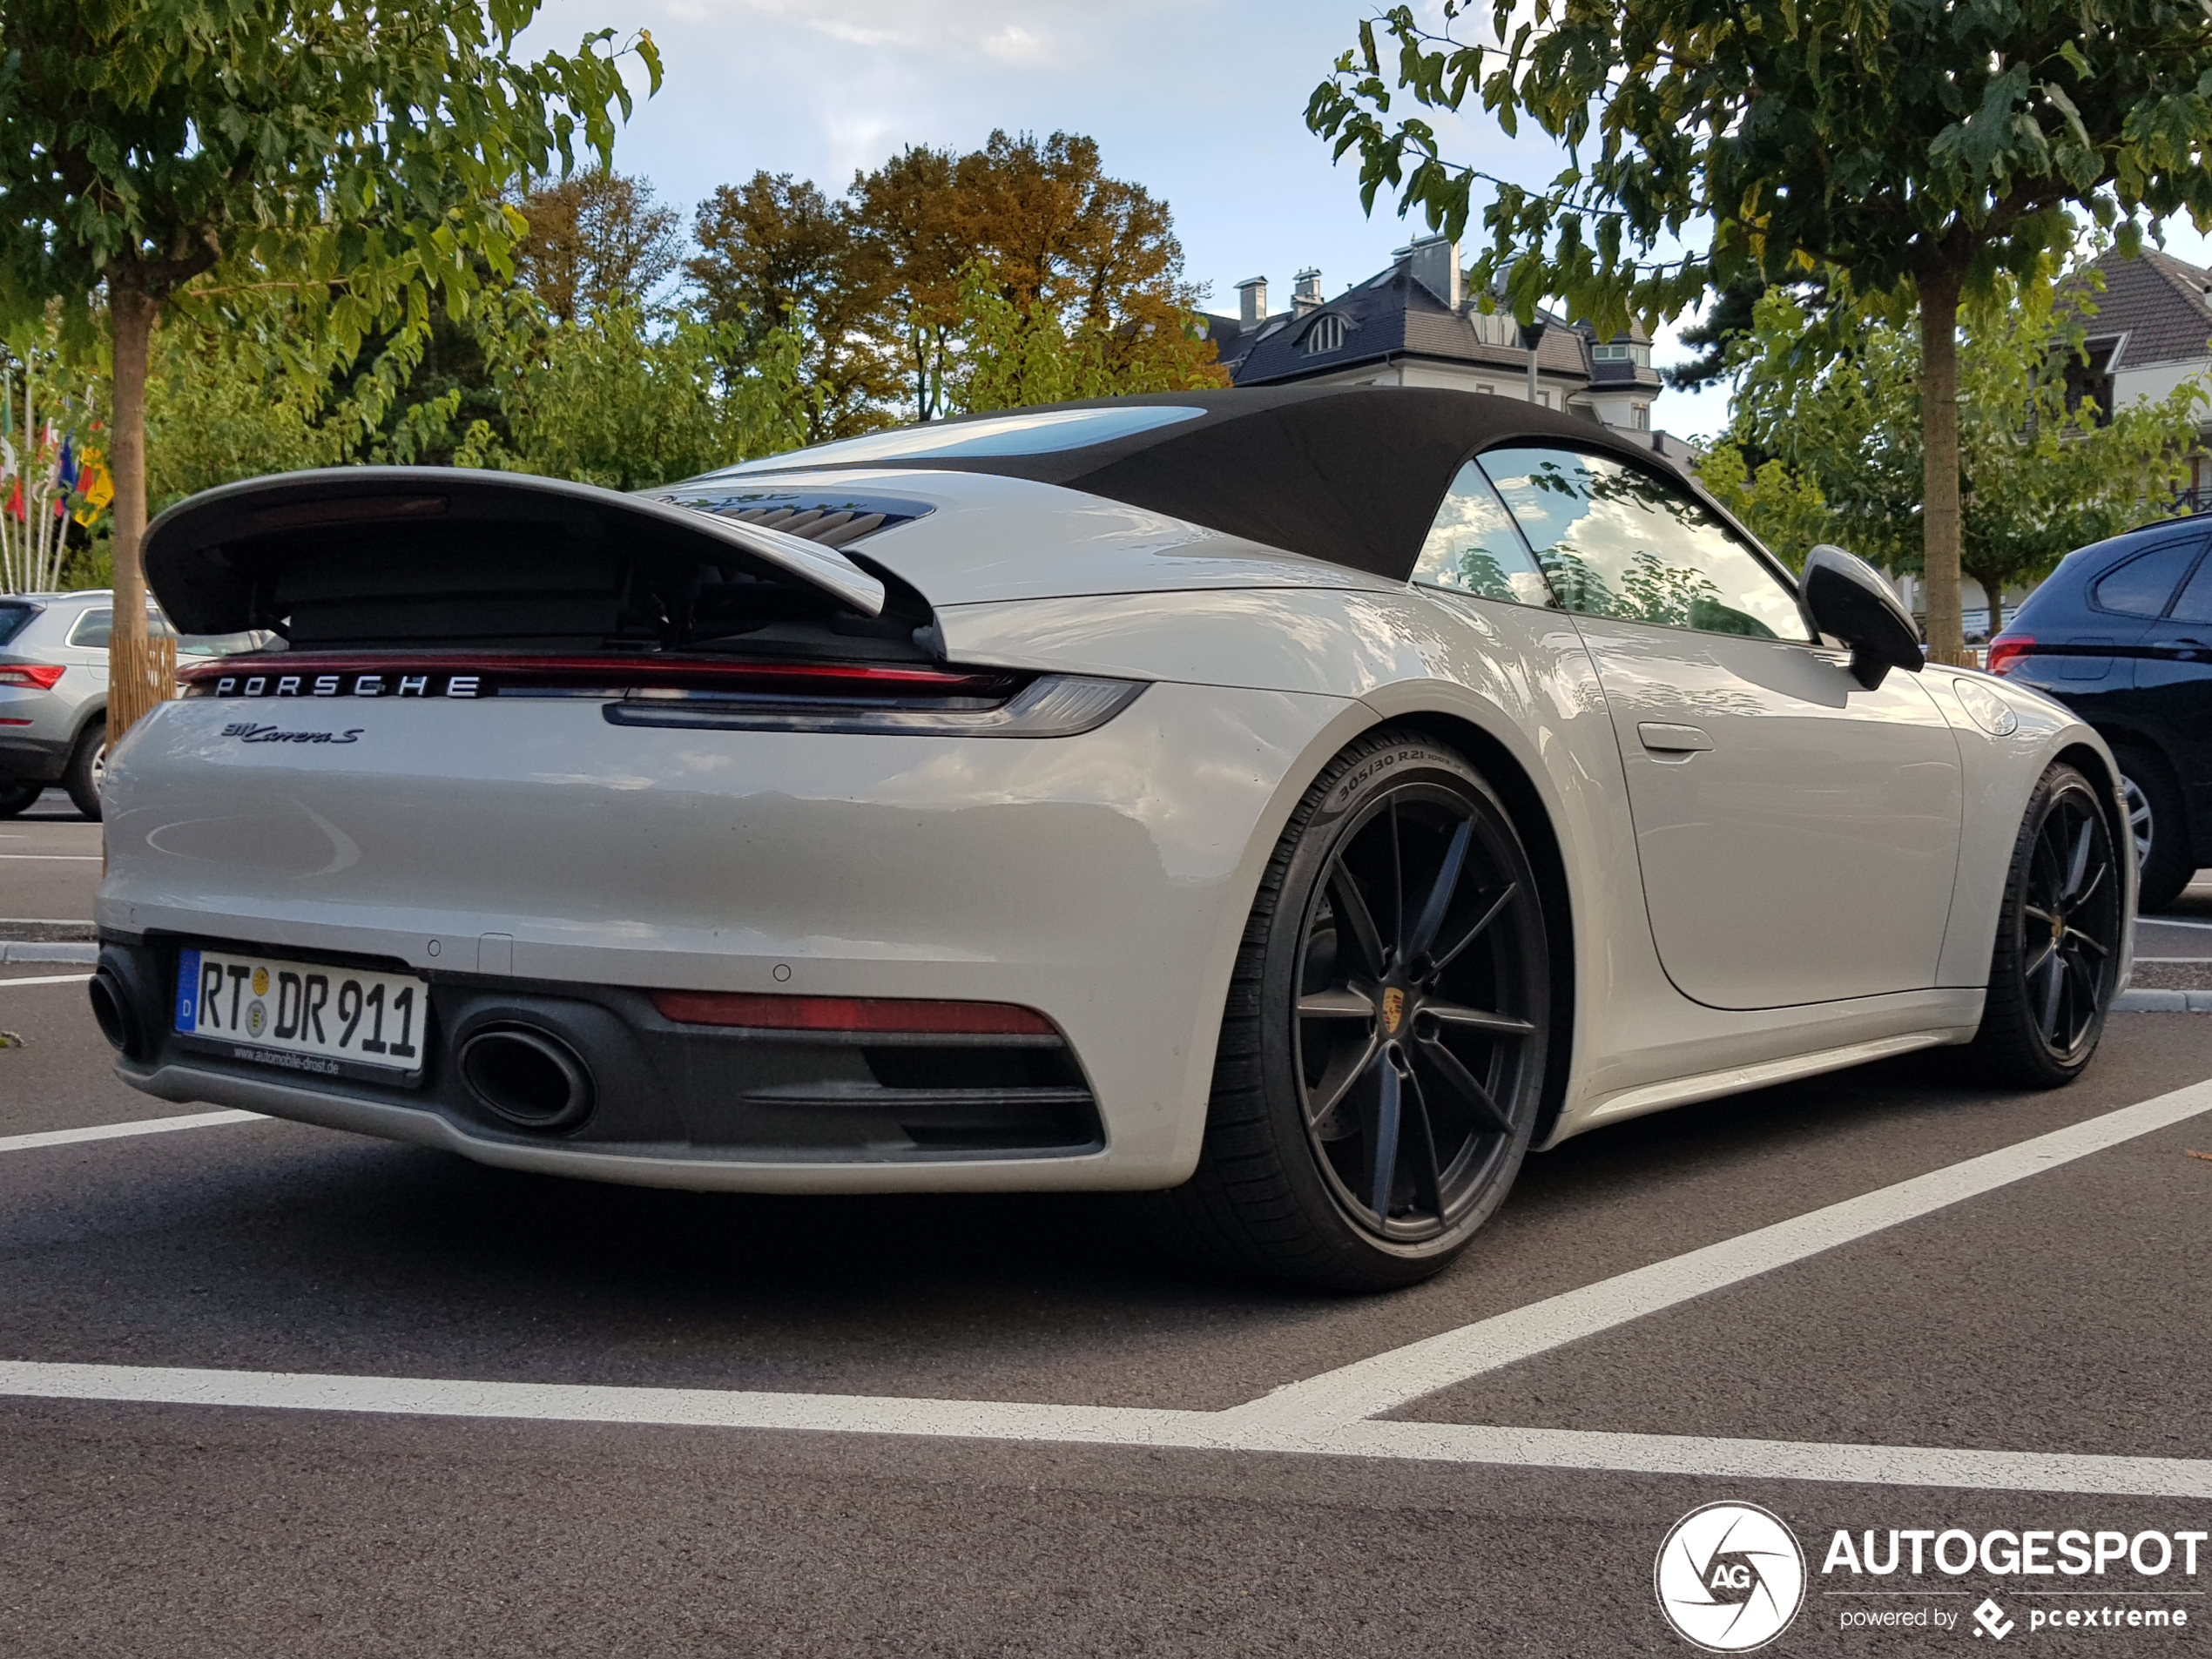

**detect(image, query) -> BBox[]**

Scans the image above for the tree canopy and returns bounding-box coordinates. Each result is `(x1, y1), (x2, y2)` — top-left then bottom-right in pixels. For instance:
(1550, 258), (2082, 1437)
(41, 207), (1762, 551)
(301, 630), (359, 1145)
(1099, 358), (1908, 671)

(1308, 0), (2212, 662)
(1697, 260), (2202, 633)
(692, 131), (1209, 429)
(0, 0), (658, 729)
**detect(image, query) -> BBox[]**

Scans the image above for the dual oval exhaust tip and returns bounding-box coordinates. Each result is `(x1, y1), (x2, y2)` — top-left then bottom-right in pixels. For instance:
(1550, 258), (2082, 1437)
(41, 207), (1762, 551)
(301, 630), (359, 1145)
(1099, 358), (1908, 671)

(458, 1024), (595, 1132)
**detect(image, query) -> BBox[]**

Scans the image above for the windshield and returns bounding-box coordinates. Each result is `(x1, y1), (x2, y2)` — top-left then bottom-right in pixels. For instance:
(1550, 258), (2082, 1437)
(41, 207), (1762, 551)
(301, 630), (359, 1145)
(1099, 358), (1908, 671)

(706, 405), (1206, 475)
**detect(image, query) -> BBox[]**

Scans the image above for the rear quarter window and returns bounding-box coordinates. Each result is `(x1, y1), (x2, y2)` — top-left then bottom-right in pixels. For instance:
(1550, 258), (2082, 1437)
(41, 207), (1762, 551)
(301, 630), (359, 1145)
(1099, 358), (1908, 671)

(2090, 541), (2202, 617)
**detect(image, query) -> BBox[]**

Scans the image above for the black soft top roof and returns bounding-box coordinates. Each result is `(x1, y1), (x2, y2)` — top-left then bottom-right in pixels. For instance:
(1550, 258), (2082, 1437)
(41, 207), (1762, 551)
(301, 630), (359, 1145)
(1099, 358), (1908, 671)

(729, 385), (1698, 582)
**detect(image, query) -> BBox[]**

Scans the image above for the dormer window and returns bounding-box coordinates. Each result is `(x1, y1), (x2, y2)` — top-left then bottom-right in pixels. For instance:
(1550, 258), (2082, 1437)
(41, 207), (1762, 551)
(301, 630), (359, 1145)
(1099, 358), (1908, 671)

(1593, 342), (1653, 367)
(1303, 314), (1346, 354)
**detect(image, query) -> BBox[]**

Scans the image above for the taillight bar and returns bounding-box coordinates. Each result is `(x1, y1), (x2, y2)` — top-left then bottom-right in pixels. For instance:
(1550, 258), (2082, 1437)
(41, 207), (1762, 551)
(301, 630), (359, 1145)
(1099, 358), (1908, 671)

(179, 653), (1022, 701)
(0, 664), (65, 691)
(1986, 636), (2033, 676)
(651, 990), (1058, 1036)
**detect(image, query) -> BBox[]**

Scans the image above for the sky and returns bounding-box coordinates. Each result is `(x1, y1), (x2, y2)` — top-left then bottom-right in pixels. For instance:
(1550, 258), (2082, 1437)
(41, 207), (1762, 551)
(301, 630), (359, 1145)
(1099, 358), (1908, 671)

(519, 0), (2212, 444)
(518, 0), (1741, 436)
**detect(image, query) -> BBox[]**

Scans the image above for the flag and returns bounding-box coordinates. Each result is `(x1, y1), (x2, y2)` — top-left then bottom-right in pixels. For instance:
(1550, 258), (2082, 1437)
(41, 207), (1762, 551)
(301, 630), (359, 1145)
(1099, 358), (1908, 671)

(0, 434), (15, 485)
(71, 449), (111, 526)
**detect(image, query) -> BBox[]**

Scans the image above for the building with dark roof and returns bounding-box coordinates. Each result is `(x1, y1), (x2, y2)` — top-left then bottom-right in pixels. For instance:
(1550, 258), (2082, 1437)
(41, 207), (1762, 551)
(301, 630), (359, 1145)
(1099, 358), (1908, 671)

(1200, 233), (1674, 448)
(2062, 246), (2212, 507)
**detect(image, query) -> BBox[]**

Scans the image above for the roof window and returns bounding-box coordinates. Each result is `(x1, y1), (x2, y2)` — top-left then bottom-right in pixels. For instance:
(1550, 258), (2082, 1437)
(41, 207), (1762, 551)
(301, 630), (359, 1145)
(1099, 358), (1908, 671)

(1303, 314), (1346, 355)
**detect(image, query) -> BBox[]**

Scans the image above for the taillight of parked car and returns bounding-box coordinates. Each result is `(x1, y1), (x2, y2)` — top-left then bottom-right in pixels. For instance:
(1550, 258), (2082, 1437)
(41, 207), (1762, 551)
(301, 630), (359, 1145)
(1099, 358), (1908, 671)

(0, 664), (65, 690)
(1986, 636), (2033, 677)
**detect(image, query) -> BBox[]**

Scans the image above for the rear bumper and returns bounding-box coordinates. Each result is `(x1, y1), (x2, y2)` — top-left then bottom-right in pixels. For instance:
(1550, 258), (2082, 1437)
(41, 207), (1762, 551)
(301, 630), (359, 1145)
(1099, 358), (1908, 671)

(103, 937), (1112, 1187)
(96, 680), (1356, 1189)
(0, 732), (71, 782)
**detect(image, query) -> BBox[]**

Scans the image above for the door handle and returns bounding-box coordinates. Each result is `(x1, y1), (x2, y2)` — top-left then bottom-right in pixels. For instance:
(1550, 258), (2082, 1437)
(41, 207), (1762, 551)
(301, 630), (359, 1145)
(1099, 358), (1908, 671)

(1638, 722), (1714, 754)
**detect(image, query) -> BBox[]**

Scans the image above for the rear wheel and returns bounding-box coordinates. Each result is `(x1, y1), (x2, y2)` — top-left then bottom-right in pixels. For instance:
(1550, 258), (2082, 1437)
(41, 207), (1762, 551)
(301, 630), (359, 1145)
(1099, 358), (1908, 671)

(0, 780), (40, 819)
(1973, 762), (2123, 1088)
(63, 718), (105, 821)
(2114, 745), (2191, 913)
(1175, 731), (1552, 1291)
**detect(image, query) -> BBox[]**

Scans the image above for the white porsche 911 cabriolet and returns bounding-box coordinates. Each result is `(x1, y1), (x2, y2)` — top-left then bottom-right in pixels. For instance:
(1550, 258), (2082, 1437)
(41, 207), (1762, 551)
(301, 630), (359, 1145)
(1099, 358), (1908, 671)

(91, 388), (2132, 1288)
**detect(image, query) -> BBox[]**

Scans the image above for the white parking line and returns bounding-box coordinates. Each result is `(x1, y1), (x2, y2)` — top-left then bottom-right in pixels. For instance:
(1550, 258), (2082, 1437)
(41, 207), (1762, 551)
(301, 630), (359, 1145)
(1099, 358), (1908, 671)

(2, 1077), (2206, 1496)
(1223, 1076), (2212, 1432)
(0, 853), (103, 860)
(0, 1362), (2204, 1497)
(0, 974), (92, 988)
(0, 1109), (263, 1154)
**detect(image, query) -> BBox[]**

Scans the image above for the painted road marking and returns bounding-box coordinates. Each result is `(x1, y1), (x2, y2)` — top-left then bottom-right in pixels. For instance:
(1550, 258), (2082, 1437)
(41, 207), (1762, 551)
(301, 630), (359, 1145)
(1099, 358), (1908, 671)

(0, 974), (92, 988)
(1223, 1075), (2212, 1433)
(0, 1109), (263, 1155)
(2, 1080), (2206, 1496)
(0, 1362), (2203, 1498)
(0, 853), (103, 860)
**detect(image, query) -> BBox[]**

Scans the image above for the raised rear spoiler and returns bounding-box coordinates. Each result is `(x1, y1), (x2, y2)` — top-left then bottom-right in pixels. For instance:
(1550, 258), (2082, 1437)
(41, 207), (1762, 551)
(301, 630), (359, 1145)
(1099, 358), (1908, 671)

(143, 467), (889, 640)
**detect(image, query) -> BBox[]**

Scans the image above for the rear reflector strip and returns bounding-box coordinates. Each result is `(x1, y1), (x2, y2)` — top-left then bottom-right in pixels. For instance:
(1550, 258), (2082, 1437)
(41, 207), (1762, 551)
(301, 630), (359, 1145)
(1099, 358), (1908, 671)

(604, 674), (1145, 738)
(651, 990), (1058, 1036)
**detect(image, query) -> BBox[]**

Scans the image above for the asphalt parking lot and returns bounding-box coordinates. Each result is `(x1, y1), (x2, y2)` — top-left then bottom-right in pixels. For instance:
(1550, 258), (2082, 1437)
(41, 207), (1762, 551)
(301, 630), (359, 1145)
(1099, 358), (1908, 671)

(3, 799), (2209, 1655)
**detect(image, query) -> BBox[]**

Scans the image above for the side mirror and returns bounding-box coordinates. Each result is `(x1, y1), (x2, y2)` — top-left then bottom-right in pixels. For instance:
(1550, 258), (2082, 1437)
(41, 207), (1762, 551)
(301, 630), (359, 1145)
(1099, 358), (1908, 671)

(1801, 544), (1923, 691)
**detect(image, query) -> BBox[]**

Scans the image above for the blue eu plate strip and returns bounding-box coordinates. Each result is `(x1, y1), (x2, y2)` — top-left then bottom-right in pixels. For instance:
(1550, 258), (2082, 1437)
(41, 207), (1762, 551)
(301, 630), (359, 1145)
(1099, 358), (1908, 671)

(175, 949), (201, 1035)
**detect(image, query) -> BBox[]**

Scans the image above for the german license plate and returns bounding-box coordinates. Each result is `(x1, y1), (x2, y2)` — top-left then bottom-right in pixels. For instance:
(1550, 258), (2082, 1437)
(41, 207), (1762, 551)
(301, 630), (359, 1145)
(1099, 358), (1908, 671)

(175, 947), (427, 1078)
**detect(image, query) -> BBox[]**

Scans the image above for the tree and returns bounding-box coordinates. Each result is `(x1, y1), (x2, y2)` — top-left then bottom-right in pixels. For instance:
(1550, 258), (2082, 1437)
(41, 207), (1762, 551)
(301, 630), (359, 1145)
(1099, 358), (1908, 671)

(1308, 2), (2212, 664)
(846, 132), (1205, 423)
(1697, 262), (2202, 631)
(454, 296), (816, 490)
(945, 260), (1229, 416)
(0, 1), (657, 735)
(688, 172), (894, 441)
(516, 169), (682, 324)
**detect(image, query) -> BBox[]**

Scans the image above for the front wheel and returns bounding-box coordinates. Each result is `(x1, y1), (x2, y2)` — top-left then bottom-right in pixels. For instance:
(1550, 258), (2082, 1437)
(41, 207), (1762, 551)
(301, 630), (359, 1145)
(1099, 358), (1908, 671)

(1175, 731), (1553, 1291)
(1972, 762), (2124, 1088)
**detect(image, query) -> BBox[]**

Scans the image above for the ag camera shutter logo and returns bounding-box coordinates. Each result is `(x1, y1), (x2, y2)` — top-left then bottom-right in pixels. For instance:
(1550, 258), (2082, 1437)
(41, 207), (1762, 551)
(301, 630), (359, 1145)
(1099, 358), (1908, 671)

(1656, 1501), (1807, 1651)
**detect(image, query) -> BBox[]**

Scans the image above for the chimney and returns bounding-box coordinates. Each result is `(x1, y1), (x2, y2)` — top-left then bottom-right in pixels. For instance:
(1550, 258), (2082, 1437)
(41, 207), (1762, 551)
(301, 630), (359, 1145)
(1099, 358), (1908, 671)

(1236, 276), (1268, 332)
(1291, 268), (1323, 316)
(1395, 234), (1461, 310)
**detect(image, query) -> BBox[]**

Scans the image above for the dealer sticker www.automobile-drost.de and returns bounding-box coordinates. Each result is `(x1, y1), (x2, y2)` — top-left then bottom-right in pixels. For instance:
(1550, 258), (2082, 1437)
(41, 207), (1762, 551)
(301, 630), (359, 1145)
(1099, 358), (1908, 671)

(1656, 1503), (2206, 1648)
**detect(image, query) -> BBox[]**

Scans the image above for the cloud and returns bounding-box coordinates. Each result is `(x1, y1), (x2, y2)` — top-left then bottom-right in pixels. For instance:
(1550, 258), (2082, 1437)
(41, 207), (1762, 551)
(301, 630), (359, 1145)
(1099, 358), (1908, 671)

(981, 25), (1056, 64)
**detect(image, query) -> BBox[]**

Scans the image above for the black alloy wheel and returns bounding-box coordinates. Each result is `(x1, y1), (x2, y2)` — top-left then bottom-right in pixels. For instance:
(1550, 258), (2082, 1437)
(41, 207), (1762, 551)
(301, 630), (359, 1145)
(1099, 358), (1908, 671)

(1176, 732), (1552, 1291)
(1974, 763), (2123, 1086)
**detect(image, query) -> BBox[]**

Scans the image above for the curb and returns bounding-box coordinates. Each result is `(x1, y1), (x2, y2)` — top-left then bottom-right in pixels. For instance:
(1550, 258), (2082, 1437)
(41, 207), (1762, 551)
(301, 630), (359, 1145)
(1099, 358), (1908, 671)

(2114, 988), (2212, 1013)
(1, 942), (98, 966)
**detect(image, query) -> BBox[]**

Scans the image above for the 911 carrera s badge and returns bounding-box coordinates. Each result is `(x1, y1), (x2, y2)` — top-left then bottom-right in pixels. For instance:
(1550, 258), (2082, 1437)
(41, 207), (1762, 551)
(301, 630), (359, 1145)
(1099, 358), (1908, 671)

(1381, 987), (1405, 1035)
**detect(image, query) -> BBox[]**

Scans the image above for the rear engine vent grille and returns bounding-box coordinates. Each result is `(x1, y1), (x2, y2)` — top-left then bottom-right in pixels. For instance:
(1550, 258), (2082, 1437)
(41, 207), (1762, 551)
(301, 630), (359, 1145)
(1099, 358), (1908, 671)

(654, 492), (934, 550)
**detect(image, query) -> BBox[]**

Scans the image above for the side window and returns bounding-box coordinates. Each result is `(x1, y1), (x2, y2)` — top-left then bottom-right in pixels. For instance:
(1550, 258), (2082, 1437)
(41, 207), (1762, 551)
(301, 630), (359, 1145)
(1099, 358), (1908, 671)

(2091, 542), (2201, 617)
(2168, 551), (2212, 624)
(64, 608), (171, 649)
(1410, 462), (1555, 607)
(1475, 447), (1812, 642)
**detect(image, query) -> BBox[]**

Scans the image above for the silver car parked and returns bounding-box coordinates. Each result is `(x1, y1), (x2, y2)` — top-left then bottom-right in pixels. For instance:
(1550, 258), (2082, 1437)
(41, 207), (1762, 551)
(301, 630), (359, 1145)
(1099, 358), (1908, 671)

(0, 590), (262, 819)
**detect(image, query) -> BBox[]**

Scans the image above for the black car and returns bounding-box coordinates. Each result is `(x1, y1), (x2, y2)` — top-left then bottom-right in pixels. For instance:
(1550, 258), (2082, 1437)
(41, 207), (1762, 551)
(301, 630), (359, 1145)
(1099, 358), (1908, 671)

(1988, 518), (2212, 909)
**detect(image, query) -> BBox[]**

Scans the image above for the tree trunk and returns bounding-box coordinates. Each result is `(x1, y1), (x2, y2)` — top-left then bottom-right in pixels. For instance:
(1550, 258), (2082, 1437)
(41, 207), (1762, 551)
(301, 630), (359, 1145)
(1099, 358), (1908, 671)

(1918, 271), (1969, 666)
(106, 285), (169, 740)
